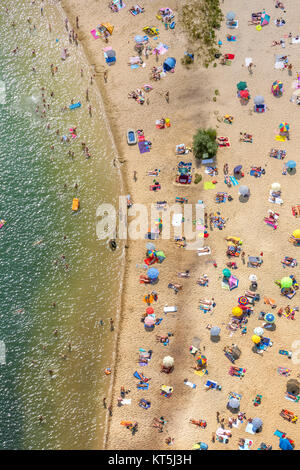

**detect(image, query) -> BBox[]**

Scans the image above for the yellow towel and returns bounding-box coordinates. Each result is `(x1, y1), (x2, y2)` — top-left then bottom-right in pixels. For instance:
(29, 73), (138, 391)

(204, 182), (216, 190)
(194, 370), (207, 377)
(275, 135), (286, 142)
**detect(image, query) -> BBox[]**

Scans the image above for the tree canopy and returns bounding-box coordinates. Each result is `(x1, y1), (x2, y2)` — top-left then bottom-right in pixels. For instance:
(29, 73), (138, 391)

(193, 128), (218, 160)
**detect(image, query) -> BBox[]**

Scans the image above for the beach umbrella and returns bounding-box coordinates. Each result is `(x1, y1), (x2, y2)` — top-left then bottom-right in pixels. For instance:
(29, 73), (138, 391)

(265, 313), (275, 324)
(135, 34), (144, 43)
(163, 356), (174, 368)
(146, 307), (154, 315)
(232, 306), (243, 317)
(261, 12), (270, 26)
(281, 277), (293, 288)
(238, 296), (248, 306)
(228, 397), (240, 409)
(254, 95), (264, 105)
(292, 229), (300, 239)
(272, 80), (283, 96)
(287, 379), (300, 395)
(147, 267), (159, 279)
(197, 355), (207, 366)
(237, 81), (247, 91)
(222, 268), (231, 278)
(226, 11), (236, 21)
(240, 90), (250, 99)
(252, 418), (263, 432)
(271, 182), (281, 190)
(286, 160), (297, 169)
(279, 122), (289, 132)
(210, 326), (221, 337)
(252, 334), (261, 344)
(249, 274), (257, 282)
(254, 327), (264, 336)
(144, 316), (155, 327)
(239, 185), (250, 197)
(279, 438), (294, 451)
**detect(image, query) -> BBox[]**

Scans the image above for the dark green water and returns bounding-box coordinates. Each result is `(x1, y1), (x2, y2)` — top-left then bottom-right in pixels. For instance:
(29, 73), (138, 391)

(0, 1), (123, 449)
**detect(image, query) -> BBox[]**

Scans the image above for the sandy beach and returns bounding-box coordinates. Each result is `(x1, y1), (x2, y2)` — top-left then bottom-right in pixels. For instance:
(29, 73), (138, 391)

(61, 0), (300, 450)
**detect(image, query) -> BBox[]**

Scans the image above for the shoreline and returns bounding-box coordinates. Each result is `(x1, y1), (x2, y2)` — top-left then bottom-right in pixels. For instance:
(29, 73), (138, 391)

(60, 0), (300, 451)
(60, 0), (129, 450)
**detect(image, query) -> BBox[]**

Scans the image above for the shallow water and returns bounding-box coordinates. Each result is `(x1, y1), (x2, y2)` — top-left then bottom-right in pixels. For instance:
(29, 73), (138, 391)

(0, 1), (123, 449)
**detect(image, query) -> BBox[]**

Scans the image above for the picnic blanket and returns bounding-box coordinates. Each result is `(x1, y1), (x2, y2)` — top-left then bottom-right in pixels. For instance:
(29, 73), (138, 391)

(138, 141), (151, 153)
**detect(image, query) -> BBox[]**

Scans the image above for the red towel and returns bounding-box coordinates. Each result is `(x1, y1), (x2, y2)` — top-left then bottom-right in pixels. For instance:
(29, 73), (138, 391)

(225, 54), (235, 60)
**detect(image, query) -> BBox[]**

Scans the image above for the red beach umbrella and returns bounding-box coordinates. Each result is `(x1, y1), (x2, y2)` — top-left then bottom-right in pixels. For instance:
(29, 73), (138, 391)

(240, 90), (249, 98)
(146, 307), (154, 314)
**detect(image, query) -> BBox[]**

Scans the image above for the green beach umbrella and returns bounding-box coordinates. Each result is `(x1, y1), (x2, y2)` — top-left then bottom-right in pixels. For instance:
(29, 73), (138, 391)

(222, 268), (231, 278)
(237, 81), (247, 91)
(281, 277), (293, 288)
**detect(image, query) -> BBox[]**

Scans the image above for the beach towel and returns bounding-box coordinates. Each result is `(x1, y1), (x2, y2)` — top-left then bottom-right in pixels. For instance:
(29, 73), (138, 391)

(137, 383), (149, 390)
(121, 399), (131, 405)
(184, 380), (196, 389)
(275, 135), (286, 141)
(292, 37), (300, 44)
(229, 176), (239, 186)
(275, 62), (285, 69)
(91, 29), (100, 39)
(204, 182), (216, 190)
(138, 141), (150, 153)
(194, 369), (208, 377)
(245, 57), (252, 67)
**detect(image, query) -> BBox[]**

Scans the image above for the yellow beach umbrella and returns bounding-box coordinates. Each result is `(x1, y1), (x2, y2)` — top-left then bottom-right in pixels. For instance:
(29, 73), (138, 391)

(252, 335), (261, 344)
(292, 229), (300, 239)
(232, 306), (243, 317)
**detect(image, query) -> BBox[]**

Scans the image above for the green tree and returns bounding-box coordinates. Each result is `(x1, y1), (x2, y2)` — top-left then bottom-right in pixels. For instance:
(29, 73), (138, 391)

(193, 128), (218, 160)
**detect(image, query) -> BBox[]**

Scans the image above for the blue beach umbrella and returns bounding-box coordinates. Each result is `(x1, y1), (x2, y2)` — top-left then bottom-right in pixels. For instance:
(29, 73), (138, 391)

(265, 313), (275, 324)
(279, 438), (294, 450)
(286, 160), (296, 169)
(147, 267), (159, 279)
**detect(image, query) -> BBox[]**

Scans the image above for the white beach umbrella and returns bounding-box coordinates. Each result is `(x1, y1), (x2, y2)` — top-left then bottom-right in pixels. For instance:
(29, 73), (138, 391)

(249, 274), (257, 282)
(271, 182), (281, 190)
(254, 327), (264, 336)
(163, 356), (174, 368)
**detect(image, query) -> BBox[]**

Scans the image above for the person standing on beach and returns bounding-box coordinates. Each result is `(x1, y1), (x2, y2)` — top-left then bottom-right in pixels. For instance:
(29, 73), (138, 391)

(110, 318), (114, 331)
(86, 88), (89, 101)
(165, 91), (169, 103)
(88, 105), (92, 117)
(76, 16), (79, 29)
(103, 397), (107, 408)
(65, 18), (69, 31)
(104, 70), (108, 83)
(108, 405), (112, 416)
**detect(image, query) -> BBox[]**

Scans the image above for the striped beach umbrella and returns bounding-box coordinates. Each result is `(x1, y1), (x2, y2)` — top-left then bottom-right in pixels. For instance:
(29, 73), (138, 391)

(238, 296), (248, 306)
(279, 122), (289, 132)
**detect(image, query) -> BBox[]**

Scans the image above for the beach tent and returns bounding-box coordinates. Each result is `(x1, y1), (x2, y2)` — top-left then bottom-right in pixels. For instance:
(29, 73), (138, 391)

(163, 57), (176, 72)
(261, 13), (270, 26)
(279, 438), (294, 450)
(272, 80), (283, 96)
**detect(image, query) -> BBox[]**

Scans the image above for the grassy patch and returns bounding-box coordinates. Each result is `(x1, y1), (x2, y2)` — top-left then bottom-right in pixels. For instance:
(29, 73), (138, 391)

(179, 0), (223, 65)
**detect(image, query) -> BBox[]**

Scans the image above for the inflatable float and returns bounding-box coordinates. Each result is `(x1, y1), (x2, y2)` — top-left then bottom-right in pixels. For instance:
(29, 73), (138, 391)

(69, 102), (81, 110)
(72, 198), (79, 211)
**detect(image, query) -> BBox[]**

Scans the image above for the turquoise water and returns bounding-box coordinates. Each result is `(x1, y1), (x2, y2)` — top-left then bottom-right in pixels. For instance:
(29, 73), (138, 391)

(0, 2), (123, 449)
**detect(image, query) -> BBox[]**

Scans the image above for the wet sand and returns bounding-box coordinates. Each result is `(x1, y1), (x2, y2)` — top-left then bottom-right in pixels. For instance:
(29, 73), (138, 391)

(61, 0), (300, 450)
